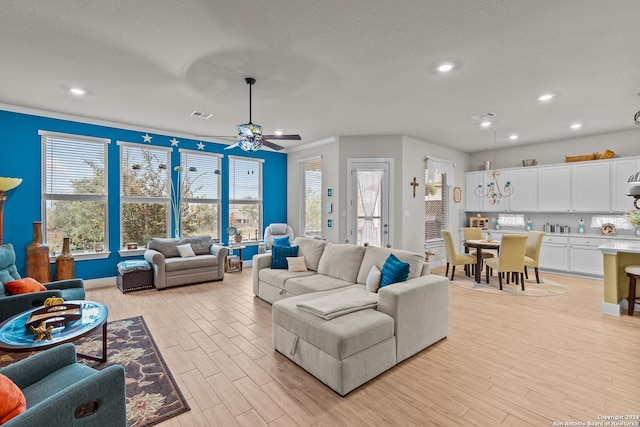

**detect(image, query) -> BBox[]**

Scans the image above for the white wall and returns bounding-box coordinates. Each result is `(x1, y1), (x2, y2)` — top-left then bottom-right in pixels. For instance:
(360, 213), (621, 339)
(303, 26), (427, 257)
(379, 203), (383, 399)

(468, 128), (640, 171)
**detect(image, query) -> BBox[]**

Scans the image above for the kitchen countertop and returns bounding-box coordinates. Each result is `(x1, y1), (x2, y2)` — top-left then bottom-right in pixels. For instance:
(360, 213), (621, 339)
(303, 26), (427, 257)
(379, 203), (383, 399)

(598, 240), (640, 254)
(480, 229), (640, 240)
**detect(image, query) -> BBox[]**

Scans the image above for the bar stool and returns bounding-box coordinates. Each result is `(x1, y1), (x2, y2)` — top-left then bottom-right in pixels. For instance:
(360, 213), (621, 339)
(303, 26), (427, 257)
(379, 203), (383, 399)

(625, 265), (640, 316)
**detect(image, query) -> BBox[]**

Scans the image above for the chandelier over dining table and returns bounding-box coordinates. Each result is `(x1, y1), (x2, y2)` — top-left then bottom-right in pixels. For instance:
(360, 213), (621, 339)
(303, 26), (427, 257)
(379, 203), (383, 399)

(475, 128), (514, 204)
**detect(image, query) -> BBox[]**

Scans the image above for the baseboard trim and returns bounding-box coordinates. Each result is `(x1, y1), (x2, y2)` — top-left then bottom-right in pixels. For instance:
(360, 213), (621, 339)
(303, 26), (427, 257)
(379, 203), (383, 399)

(85, 276), (116, 289)
(601, 301), (621, 316)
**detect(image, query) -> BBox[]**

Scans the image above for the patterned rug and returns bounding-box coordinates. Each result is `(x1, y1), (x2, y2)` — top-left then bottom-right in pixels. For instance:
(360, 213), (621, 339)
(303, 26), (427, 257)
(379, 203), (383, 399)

(445, 272), (568, 296)
(0, 316), (189, 427)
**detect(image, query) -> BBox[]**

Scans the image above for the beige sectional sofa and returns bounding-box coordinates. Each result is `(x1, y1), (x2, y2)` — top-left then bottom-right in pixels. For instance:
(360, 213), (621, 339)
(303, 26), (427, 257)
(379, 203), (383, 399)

(144, 236), (227, 290)
(252, 237), (449, 395)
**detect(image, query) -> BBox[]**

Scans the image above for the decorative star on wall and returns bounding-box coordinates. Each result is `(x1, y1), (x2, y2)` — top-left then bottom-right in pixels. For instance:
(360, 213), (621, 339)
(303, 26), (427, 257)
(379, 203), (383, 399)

(197, 141), (205, 150)
(169, 138), (179, 147)
(142, 133), (152, 143)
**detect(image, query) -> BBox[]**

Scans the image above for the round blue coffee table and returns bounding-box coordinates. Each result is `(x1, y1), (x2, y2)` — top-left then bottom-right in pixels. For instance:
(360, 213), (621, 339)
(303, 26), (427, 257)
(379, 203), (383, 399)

(0, 300), (108, 362)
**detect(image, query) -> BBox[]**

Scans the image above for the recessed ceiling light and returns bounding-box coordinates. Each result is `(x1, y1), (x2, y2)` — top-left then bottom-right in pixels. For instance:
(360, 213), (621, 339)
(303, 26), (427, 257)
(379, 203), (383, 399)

(570, 123), (583, 129)
(437, 63), (454, 73)
(191, 110), (212, 119)
(509, 134), (519, 140)
(480, 121), (492, 127)
(538, 93), (554, 102)
(69, 87), (86, 96)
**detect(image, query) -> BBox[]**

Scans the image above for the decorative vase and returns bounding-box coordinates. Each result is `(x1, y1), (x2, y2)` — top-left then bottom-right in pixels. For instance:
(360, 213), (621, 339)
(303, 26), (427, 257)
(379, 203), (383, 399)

(55, 237), (75, 280)
(235, 234), (243, 243)
(26, 221), (50, 283)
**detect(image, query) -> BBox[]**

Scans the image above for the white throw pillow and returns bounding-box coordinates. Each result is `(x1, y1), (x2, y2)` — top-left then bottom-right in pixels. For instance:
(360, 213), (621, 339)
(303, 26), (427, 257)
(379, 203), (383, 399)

(287, 256), (308, 272)
(177, 243), (196, 258)
(365, 265), (382, 293)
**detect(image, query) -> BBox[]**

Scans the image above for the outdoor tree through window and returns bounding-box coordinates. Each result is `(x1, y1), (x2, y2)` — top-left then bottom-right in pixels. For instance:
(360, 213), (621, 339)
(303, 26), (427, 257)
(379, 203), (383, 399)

(179, 150), (221, 239)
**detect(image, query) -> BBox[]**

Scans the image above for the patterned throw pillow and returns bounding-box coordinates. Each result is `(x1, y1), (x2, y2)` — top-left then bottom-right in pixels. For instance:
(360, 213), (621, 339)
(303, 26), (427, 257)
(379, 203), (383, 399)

(271, 246), (298, 269)
(379, 254), (410, 288)
(273, 236), (291, 247)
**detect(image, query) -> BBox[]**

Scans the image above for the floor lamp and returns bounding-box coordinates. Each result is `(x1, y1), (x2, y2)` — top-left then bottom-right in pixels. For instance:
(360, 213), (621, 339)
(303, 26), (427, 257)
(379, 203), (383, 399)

(0, 177), (22, 246)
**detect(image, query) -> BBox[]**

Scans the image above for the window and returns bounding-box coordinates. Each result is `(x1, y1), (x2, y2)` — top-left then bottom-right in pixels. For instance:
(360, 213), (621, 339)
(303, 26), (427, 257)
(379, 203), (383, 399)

(119, 142), (171, 247)
(40, 131), (109, 255)
(228, 156), (263, 243)
(424, 158), (451, 242)
(299, 156), (322, 237)
(179, 149), (221, 239)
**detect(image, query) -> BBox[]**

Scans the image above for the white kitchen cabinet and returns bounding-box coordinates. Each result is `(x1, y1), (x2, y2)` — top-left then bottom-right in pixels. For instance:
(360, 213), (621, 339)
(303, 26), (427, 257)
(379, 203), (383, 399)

(611, 158), (640, 212)
(568, 236), (608, 276)
(505, 168), (537, 212)
(465, 172), (484, 213)
(538, 235), (569, 271)
(571, 161), (610, 212)
(537, 166), (571, 212)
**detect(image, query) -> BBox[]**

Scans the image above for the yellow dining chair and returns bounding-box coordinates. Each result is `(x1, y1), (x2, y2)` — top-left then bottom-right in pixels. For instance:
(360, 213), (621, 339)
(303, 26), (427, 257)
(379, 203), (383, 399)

(462, 227), (495, 274)
(484, 234), (528, 290)
(524, 231), (545, 283)
(442, 230), (477, 280)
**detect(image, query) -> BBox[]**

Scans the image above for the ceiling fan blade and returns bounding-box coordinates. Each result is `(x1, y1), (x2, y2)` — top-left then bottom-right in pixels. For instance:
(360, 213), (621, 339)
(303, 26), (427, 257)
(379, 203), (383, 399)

(224, 141), (242, 150)
(261, 140), (285, 151)
(263, 134), (301, 141)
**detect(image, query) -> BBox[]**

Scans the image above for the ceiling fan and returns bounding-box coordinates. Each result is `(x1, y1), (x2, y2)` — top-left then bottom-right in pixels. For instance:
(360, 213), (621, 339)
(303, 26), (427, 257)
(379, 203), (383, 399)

(201, 77), (301, 153)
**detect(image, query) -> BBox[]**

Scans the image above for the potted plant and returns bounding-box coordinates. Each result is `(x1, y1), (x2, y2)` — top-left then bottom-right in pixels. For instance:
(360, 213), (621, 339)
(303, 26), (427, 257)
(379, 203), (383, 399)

(625, 210), (640, 235)
(234, 230), (243, 243)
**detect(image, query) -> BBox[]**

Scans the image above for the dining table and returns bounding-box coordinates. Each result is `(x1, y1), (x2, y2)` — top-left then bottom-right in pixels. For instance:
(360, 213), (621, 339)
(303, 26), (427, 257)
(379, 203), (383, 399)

(464, 239), (501, 283)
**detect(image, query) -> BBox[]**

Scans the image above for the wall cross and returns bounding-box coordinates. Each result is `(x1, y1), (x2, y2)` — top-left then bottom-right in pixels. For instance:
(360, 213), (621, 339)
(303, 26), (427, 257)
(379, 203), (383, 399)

(410, 177), (419, 198)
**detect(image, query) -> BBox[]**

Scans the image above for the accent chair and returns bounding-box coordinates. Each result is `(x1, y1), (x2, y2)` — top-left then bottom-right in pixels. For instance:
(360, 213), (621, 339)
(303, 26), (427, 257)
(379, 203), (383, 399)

(484, 234), (528, 290)
(441, 230), (477, 281)
(264, 223), (294, 250)
(524, 231), (545, 283)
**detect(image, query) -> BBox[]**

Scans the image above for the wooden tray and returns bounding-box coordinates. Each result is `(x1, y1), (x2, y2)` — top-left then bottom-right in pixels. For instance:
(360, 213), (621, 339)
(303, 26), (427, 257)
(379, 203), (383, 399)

(25, 303), (82, 330)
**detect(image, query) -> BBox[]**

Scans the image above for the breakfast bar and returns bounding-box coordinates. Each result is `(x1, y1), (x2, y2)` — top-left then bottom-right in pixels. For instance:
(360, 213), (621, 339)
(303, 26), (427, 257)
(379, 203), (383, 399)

(598, 240), (640, 316)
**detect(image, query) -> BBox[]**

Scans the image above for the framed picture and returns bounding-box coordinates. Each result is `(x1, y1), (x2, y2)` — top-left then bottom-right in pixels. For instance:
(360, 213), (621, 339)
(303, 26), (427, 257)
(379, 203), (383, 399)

(453, 186), (462, 203)
(327, 187), (333, 198)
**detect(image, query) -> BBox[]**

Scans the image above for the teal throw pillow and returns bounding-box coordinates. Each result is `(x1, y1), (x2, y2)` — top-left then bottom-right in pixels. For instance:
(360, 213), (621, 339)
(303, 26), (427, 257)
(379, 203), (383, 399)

(272, 246), (298, 269)
(273, 236), (291, 247)
(379, 254), (410, 288)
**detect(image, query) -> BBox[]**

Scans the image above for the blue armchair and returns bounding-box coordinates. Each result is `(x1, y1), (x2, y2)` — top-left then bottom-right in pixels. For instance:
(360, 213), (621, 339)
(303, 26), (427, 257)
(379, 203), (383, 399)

(0, 244), (85, 322)
(0, 343), (126, 427)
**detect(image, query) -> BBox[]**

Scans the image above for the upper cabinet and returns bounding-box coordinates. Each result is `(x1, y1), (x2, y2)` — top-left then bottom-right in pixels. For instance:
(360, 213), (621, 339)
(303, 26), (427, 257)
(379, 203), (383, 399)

(537, 165), (571, 212)
(611, 158), (640, 212)
(506, 168), (537, 212)
(571, 161), (610, 212)
(464, 156), (640, 213)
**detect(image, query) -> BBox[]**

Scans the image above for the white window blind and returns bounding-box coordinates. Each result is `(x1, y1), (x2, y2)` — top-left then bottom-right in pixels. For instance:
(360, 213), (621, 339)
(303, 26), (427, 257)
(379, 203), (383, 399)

(179, 149), (221, 239)
(229, 156), (263, 242)
(424, 160), (449, 242)
(118, 142), (171, 246)
(40, 131), (109, 254)
(299, 156), (322, 237)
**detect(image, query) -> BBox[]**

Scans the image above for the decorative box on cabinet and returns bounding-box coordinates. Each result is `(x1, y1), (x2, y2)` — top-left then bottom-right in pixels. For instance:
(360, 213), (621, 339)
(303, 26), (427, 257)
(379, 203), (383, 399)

(469, 217), (489, 229)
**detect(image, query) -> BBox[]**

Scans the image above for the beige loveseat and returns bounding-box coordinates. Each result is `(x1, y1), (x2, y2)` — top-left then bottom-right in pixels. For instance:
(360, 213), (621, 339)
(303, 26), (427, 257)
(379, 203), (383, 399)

(252, 237), (449, 395)
(144, 236), (227, 290)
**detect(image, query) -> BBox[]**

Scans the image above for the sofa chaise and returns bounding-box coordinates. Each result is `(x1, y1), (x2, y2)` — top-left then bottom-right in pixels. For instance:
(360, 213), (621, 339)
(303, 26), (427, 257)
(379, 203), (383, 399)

(252, 237), (449, 395)
(144, 236), (228, 290)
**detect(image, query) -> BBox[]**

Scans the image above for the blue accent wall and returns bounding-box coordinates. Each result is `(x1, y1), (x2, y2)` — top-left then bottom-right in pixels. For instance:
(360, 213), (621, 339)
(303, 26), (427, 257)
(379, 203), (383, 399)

(0, 109), (287, 279)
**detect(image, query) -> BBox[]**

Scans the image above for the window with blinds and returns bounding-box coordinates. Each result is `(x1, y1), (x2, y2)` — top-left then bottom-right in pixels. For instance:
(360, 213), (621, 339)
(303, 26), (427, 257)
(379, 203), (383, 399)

(40, 131), (109, 254)
(424, 168), (448, 241)
(299, 157), (322, 237)
(229, 156), (263, 243)
(119, 142), (171, 247)
(179, 149), (221, 239)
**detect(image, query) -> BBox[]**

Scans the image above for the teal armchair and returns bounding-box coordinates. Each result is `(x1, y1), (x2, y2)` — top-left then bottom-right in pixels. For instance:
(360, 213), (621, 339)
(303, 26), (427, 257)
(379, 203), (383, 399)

(0, 244), (85, 322)
(0, 343), (126, 427)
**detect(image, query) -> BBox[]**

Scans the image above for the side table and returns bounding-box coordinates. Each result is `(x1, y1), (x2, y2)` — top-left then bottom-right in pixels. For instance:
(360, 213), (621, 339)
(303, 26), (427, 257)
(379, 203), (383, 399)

(225, 245), (246, 273)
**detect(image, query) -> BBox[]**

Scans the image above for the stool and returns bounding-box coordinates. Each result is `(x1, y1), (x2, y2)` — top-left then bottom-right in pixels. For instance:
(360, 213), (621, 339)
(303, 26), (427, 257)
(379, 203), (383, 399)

(625, 265), (640, 316)
(116, 260), (154, 293)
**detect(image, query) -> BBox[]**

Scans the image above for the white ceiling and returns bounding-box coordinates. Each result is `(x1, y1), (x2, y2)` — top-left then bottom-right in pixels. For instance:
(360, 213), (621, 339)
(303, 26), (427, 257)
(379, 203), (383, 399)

(1, 1), (639, 153)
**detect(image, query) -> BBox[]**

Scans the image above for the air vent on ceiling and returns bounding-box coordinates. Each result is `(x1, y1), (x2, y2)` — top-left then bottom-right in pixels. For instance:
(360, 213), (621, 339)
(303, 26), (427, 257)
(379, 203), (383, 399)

(191, 110), (212, 119)
(470, 112), (496, 121)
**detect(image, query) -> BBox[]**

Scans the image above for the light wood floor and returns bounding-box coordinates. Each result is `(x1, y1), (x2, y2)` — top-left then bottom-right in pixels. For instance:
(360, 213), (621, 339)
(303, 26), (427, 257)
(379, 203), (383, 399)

(87, 267), (640, 426)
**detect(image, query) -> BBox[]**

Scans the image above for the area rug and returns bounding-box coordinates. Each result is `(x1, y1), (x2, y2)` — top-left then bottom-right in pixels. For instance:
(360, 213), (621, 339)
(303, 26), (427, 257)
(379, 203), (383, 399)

(0, 316), (189, 427)
(446, 273), (568, 296)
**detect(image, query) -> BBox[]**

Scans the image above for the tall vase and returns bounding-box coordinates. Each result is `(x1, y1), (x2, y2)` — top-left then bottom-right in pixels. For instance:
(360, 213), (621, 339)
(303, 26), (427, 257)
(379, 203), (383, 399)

(55, 237), (75, 280)
(26, 221), (50, 283)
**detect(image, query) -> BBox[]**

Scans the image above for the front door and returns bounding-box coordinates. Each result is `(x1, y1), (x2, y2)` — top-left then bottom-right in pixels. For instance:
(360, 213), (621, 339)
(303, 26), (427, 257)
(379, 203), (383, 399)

(348, 160), (391, 247)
